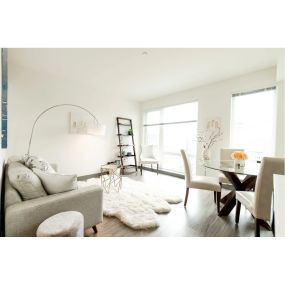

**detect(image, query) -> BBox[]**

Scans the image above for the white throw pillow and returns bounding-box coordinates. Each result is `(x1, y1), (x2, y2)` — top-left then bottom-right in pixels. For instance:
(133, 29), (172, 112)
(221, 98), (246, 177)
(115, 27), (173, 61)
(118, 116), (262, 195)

(33, 168), (78, 195)
(25, 155), (56, 173)
(8, 162), (47, 200)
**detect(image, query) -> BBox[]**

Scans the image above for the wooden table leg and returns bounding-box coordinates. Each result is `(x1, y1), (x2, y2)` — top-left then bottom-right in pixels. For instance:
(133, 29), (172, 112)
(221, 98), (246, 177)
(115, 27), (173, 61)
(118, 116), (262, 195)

(218, 172), (257, 216)
(218, 191), (236, 216)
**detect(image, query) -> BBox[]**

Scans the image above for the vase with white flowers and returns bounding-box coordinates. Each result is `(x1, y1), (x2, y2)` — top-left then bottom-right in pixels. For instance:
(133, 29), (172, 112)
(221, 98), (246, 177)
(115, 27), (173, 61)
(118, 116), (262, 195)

(197, 126), (223, 163)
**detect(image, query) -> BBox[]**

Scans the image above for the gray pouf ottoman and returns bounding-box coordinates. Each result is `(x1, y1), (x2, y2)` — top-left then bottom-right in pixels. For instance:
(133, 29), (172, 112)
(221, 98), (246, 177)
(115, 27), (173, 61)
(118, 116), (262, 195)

(36, 211), (84, 237)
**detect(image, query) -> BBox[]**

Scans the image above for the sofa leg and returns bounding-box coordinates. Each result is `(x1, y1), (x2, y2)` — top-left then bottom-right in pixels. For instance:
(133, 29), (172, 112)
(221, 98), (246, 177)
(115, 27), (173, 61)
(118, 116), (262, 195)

(92, 225), (98, 234)
(214, 192), (216, 203)
(140, 164), (143, 175)
(157, 164), (159, 175)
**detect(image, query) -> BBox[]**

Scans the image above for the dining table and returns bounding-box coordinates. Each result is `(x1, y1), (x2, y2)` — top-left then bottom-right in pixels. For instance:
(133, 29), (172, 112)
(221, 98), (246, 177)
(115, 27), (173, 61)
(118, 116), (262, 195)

(204, 160), (261, 217)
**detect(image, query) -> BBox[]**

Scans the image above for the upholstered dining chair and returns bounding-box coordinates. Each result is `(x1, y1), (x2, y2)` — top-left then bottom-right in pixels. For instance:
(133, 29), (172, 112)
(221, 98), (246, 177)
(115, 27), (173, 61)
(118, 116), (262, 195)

(180, 149), (221, 213)
(235, 157), (285, 237)
(218, 148), (244, 185)
(140, 145), (159, 175)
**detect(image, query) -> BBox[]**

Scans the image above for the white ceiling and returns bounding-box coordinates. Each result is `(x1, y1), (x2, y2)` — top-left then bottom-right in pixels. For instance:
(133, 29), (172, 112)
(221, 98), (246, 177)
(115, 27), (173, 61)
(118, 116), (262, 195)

(9, 48), (283, 102)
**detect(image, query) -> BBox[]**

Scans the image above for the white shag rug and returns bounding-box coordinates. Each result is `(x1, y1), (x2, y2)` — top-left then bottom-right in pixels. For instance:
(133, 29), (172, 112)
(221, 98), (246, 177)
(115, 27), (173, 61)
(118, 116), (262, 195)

(78, 177), (182, 230)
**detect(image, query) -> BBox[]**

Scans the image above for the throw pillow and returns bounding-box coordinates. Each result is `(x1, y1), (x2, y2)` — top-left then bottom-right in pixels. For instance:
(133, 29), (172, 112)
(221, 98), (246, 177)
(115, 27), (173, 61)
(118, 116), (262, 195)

(7, 155), (25, 165)
(33, 168), (78, 195)
(24, 155), (56, 173)
(8, 162), (47, 200)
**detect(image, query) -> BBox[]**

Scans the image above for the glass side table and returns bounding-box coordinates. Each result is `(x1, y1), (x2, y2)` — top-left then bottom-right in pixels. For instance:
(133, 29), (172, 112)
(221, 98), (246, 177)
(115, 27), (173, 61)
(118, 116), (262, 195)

(100, 164), (122, 193)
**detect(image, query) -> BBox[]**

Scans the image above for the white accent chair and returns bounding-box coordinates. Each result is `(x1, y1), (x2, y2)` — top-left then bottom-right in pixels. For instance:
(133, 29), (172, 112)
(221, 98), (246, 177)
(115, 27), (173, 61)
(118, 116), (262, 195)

(140, 145), (159, 175)
(235, 157), (284, 237)
(180, 149), (221, 213)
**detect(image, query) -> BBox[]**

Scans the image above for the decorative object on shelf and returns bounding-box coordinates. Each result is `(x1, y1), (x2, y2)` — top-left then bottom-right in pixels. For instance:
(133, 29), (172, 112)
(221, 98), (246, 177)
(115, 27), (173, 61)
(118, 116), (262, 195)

(100, 164), (122, 193)
(231, 151), (248, 168)
(197, 117), (223, 162)
(116, 117), (137, 174)
(27, 104), (105, 156)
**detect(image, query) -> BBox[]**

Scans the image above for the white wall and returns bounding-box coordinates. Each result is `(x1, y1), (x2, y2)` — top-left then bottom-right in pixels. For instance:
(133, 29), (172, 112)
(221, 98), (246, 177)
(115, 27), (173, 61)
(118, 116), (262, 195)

(8, 64), (140, 176)
(141, 67), (279, 175)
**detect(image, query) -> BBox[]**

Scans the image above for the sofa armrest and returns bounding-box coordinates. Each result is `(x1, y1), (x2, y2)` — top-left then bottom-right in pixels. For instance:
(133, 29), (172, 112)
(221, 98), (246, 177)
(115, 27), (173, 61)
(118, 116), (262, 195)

(5, 185), (103, 237)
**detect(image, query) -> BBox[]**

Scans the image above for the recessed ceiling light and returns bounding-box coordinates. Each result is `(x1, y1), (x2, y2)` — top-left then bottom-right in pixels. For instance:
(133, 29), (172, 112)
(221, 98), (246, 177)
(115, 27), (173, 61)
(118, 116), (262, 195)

(142, 51), (148, 56)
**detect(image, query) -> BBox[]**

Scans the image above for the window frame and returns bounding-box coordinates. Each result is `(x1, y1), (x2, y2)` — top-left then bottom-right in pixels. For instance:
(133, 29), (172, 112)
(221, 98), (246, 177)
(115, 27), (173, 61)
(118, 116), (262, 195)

(230, 86), (277, 158)
(143, 101), (198, 174)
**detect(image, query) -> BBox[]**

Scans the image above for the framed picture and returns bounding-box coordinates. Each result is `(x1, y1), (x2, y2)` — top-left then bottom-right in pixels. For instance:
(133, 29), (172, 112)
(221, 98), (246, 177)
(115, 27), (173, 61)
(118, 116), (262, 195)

(1, 48), (8, 149)
(69, 111), (95, 134)
(206, 117), (221, 130)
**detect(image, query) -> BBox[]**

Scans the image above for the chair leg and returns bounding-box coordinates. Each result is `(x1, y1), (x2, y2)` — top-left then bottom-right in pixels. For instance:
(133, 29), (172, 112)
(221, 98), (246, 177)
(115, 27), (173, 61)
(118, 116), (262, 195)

(255, 218), (261, 237)
(140, 164), (143, 175)
(92, 225), (98, 234)
(271, 212), (275, 236)
(157, 163), (159, 175)
(235, 201), (241, 224)
(184, 187), (189, 207)
(214, 192), (216, 203)
(216, 192), (221, 213)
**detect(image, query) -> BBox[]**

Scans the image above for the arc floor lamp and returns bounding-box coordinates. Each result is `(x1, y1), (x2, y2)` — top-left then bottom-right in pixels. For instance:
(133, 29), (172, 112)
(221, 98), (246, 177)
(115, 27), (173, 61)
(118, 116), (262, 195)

(27, 104), (106, 156)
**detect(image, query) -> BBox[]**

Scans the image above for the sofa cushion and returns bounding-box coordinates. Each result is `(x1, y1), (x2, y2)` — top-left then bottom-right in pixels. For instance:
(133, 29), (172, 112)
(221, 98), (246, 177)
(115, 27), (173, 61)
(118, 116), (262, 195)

(25, 155), (56, 173)
(8, 162), (47, 200)
(33, 169), (78, 195)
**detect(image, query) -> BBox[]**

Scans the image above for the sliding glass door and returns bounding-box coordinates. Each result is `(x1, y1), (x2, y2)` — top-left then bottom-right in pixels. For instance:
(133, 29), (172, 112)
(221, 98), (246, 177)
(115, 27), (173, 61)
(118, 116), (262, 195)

(143, 102), (198, 174)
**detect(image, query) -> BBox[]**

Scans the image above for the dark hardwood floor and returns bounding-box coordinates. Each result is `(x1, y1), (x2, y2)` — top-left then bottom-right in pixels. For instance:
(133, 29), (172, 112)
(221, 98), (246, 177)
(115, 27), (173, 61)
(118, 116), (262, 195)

(86, 171), (273, 237)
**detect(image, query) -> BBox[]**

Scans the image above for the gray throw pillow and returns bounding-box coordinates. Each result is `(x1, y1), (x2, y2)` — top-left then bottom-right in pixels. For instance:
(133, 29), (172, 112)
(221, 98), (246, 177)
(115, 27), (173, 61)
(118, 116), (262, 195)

(33, 168), (78, 195)
(8, 162), (47, 200)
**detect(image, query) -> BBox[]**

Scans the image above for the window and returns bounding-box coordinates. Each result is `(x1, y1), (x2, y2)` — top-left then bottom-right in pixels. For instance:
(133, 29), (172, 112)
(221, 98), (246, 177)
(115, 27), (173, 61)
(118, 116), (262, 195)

(143, 102), (198, 174)
(231, 87), (276, 160)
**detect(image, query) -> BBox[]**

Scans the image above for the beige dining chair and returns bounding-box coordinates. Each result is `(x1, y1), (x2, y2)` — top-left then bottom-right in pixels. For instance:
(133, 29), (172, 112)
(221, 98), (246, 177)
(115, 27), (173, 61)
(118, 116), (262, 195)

(235, 157), (285, 237)
(218, 148), (244, 185)
(180, 149), (221, 213)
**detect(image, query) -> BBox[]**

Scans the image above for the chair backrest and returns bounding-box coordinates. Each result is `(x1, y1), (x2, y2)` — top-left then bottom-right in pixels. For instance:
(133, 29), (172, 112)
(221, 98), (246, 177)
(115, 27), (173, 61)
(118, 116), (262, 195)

(141, 145), (156, 158)
(180, 149), (192, 187)
(220, 148), (244, 160)
(254, 157), (285, 221)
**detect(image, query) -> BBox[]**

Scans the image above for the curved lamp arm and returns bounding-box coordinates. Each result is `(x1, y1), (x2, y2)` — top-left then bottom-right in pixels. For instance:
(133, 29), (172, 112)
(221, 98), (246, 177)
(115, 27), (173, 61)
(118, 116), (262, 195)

(27, 104), (101, 156)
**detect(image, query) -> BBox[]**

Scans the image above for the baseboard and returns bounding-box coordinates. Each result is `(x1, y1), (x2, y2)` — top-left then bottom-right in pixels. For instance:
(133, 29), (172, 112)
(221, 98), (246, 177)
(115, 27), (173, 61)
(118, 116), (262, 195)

(140, 166), (184, 179)
(78, 167), (185, 181)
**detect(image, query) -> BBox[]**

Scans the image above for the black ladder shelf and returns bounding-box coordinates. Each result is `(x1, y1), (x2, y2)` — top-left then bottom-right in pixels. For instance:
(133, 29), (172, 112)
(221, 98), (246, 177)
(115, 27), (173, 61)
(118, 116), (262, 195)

(116, 117), (138, 175)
